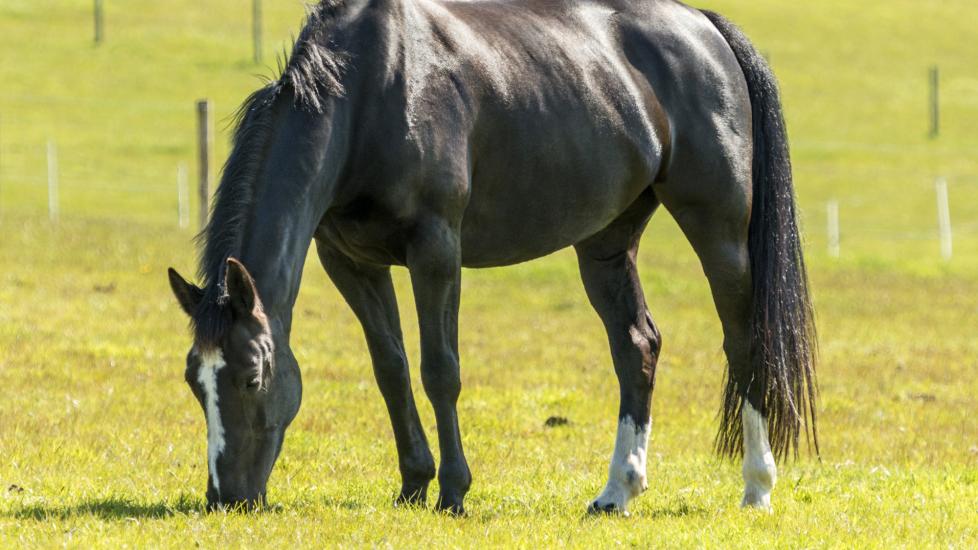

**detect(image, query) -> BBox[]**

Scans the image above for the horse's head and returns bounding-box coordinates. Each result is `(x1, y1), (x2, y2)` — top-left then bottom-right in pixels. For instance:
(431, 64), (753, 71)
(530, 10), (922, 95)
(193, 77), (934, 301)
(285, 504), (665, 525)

(167, 258), (301, 510)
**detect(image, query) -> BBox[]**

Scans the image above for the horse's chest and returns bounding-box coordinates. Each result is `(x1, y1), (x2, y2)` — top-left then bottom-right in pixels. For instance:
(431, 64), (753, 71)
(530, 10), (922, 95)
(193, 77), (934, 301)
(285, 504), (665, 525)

(317, 204), (413, 267)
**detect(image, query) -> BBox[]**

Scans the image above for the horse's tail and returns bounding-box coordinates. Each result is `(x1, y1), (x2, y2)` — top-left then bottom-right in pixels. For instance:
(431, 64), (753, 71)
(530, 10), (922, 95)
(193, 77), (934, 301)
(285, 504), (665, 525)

(701, 10), (819, 461)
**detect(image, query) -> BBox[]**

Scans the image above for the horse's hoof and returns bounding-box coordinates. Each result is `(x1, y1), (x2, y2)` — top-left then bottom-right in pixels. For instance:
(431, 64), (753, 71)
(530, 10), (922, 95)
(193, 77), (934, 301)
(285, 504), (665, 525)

(435, 495), (466, 517)
(393, 496), (425, 508)
(741, 493), (774, 513)
(587, 500), (630, 517)
(394, 486), (428, 508)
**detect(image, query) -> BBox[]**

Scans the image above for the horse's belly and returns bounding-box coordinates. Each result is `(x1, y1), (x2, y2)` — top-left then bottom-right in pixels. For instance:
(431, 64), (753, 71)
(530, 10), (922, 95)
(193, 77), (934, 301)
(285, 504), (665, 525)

(458, 143), (656, 267)
(458, 200), (623, 268)
(457, 83), (664, 265)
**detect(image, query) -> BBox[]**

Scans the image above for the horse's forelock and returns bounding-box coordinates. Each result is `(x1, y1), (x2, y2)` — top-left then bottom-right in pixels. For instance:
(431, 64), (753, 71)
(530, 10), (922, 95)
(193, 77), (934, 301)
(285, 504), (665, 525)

(190, 291), (233, 351)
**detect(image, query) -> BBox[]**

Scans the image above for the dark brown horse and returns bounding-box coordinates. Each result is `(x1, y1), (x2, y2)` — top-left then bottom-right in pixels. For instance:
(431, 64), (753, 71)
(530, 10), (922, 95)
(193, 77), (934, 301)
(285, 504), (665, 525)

(167, 0), (817, 514)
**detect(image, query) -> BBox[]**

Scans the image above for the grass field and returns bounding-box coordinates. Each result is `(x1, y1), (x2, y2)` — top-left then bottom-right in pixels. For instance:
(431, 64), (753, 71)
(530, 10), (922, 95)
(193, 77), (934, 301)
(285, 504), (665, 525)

(1, 0), (977, 547)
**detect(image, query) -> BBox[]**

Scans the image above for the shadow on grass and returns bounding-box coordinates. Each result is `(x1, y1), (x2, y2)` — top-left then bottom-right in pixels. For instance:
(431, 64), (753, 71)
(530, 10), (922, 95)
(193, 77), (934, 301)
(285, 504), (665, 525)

(644, 503), (711, 519)
(10, 495), (204, 520)
(320, 496), (378, 512)
(581, 502), (711, 521)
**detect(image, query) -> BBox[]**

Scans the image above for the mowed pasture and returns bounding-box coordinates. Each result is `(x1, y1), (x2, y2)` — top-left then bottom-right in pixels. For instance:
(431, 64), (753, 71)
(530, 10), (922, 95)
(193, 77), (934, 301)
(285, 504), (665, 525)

(1, 0), (977, 546)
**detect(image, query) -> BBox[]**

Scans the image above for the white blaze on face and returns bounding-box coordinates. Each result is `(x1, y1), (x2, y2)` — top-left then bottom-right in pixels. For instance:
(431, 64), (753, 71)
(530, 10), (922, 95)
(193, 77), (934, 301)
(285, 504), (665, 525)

(198, 349), (227, 496)
(741, 402), (777, 510)
(591, 415), (651, 513)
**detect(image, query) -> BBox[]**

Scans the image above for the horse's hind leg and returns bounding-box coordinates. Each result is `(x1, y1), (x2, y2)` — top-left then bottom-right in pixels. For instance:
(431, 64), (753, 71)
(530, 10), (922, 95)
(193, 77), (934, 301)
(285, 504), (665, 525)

(575, 189), (661, 515)
(316, 241), (437, 505)
(656, 167), (777, 510)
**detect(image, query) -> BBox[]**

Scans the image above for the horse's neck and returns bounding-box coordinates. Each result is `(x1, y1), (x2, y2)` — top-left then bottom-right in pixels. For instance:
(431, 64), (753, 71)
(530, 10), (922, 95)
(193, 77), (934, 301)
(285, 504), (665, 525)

(235, 192), (321, 330)
(234, 102), (347, 328)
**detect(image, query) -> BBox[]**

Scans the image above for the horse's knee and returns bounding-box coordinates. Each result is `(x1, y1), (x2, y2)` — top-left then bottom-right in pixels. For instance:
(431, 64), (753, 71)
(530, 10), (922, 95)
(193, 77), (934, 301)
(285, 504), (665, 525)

(420, 352), (461, 402)
(370, 339), (407, 367)
(367, 340), (412, 388)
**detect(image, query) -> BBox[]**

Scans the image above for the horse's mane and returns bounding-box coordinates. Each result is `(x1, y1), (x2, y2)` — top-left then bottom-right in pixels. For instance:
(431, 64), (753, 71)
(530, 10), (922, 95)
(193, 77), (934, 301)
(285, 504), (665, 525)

(191, 0), (349, 348)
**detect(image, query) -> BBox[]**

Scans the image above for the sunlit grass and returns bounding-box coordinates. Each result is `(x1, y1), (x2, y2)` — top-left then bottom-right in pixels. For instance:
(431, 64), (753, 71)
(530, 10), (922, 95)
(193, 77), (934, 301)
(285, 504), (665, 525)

(1, 0), (977, 547)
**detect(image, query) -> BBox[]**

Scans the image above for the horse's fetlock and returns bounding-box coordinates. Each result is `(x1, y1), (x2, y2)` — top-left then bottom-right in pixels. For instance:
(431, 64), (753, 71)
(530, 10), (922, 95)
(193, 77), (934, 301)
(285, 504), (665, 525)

(617, 460), (647, 496)
(440, 463), (472, 492)
(402, 454), (436, 483)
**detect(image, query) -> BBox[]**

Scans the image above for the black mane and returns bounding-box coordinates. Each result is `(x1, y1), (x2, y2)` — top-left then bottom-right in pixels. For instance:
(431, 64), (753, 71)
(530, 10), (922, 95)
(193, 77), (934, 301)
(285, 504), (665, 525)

(190, 0), (349, 347)
(280, 0), (350, 111)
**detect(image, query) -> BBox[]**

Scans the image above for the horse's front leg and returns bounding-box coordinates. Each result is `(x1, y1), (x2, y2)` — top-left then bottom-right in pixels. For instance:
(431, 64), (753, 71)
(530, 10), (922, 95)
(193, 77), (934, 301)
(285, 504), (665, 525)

(406, 218), (471, 515)
(316, 241), (436, 505)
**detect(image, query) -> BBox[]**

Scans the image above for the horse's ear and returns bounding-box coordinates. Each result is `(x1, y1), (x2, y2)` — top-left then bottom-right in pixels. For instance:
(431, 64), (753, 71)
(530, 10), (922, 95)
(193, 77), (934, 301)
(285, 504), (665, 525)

(225, 257), (262, 319)
(168, 268), (203, 317)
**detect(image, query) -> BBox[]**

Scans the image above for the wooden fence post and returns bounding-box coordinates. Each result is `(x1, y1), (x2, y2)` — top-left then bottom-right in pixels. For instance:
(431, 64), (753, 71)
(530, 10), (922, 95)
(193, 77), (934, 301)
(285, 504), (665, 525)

(827, 199), (840, 259)
(47, 140), (59, 222)
(253, 0), (263, 64)
(0, 113), (3, 215)
(929, 66), (940, 139)
(196, 100), (212, 230)
(94, 0), (104, 45)
(177, 162), (190, 229)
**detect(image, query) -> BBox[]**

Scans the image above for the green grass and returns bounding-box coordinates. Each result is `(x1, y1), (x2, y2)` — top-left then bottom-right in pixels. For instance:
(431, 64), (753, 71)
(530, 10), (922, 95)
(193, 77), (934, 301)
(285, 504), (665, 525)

(1, 0), (977, 547)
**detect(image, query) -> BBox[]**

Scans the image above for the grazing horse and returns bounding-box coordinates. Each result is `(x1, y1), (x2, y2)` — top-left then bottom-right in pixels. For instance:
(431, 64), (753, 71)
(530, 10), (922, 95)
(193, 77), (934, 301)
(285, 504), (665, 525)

(167, 0), (817, 514)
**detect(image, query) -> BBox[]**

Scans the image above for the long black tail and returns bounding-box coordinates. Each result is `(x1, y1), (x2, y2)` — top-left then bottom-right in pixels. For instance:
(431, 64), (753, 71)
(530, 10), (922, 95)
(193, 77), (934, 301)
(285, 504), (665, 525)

(701, 10), (819, 461)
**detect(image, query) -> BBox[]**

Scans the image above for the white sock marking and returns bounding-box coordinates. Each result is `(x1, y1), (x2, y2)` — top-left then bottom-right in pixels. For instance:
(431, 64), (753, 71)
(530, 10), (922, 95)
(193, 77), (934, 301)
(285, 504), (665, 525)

(741, 403), (777, 510)
(198, 349), (227, 497)
(592, 416), (650, 512)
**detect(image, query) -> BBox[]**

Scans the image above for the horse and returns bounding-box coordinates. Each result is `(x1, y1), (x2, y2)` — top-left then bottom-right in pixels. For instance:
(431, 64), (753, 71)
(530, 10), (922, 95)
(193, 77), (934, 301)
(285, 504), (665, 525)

(167, 0), (817, 514)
